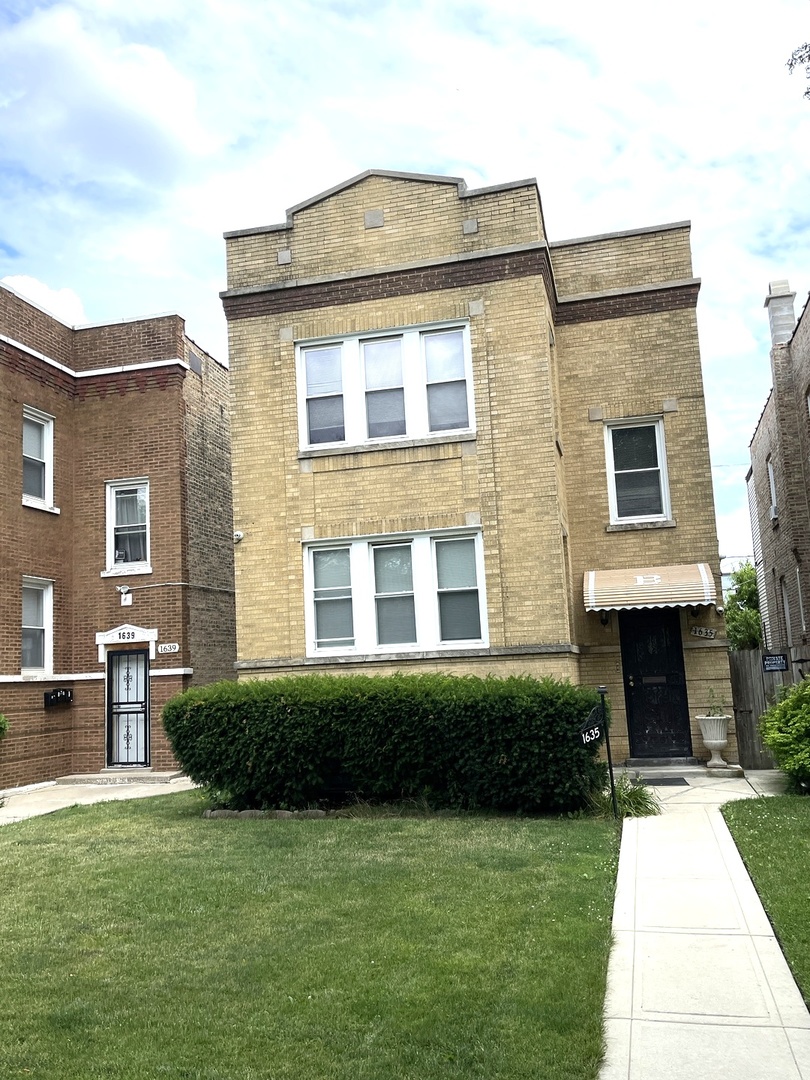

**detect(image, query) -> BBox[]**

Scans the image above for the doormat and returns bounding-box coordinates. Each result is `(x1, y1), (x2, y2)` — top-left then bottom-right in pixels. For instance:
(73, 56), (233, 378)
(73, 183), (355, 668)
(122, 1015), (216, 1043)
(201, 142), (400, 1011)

(638, 777), (689, 786)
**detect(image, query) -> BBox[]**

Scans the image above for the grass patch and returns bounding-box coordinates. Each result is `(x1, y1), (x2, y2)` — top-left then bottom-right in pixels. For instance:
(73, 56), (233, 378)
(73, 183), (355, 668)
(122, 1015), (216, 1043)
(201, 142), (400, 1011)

(723, 795), (810, 1003)
(0, 792), (618, 1080)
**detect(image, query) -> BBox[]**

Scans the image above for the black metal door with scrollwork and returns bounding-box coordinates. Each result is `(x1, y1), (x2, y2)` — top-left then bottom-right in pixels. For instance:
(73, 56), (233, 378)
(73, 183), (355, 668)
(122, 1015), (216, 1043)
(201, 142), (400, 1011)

(619, 608), (692, 758)
(107, 650), (149, 766)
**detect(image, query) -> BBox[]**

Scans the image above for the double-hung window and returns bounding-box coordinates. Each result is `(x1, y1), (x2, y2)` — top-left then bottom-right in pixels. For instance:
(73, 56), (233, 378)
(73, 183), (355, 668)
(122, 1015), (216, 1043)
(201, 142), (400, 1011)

(22, 406), (57, 511)
(104, 480), (151, 574)
(22, 577), (53, 673)
(299, 323), (473, 450)
(305, 531), (487, 655)
(605, 419), (671, 523)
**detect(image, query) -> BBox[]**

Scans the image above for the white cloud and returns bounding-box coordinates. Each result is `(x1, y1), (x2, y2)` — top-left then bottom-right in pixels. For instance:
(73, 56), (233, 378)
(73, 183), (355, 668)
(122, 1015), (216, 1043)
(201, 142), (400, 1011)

(0, 4), (212, 188)
(2, 274), (87, 325)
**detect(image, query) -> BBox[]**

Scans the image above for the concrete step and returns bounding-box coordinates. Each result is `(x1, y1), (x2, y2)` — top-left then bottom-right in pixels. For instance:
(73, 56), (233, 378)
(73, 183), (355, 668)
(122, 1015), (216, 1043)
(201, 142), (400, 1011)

(617, 763), (746, 781)
(55, 770), (185, 786)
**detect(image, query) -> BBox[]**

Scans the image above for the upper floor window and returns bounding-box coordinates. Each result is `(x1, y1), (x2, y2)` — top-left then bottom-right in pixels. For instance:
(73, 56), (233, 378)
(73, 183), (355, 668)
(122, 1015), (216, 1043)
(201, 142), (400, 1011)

(304, 531), (487, 656)
(605, 419), (671, 523)
(298, 324), (474, 451)
(104, 480), (151, 575)
(22, 577), (53, 673)
(22, 406), (57, 513)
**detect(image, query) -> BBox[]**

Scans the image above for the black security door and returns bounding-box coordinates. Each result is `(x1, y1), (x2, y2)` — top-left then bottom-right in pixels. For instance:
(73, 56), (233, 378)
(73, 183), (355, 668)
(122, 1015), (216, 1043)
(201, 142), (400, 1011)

(619, 608), (691, 757)
(107, 649), (150, 766)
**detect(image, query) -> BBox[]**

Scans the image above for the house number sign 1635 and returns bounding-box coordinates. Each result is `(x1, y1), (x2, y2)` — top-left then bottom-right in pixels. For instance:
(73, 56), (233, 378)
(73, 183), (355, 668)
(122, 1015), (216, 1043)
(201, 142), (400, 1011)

(578, 706), (604, 748)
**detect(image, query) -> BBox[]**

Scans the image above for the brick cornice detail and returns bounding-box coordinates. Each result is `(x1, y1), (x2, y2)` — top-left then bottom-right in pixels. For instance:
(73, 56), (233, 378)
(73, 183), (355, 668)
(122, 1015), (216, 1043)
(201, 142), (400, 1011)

(554, 281), (700, 325)
(222, 248), (553, 320)
(222, 252), (699, 324)
(1, 339), (186, 398)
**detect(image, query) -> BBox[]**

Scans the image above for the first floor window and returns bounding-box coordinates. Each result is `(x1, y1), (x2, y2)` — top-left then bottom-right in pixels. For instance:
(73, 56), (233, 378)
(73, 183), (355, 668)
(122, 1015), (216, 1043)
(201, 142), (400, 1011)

(374, 544), (417, 644)
(305, 531), (487, 655)
(436, 537), (482, 640)
(22, 577), (53, 672)
(605, 419), (671, 523)
(106, 479), (150, 571)
(313, 547), (354, 647)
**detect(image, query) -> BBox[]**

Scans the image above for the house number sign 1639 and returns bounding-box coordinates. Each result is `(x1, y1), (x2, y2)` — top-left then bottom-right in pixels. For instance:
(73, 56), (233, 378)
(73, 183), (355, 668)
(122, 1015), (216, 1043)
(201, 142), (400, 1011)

(157, 643), (180, 654)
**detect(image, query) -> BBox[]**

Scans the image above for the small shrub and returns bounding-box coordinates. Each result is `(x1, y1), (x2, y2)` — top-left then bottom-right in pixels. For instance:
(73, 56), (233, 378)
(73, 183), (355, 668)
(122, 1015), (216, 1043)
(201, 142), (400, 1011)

(0, 713), (8, 740)
(760, 680), (810, 792)
(163, 673), (608, 813)
(588, 773), (660, 819)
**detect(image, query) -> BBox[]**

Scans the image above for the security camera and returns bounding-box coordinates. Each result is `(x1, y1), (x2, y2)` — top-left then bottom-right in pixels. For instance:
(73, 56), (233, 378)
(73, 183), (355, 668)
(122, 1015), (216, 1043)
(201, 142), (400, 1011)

(716, 606), (724, 615)
(116, 584), (130, 594)
(233, 531), (244, 543)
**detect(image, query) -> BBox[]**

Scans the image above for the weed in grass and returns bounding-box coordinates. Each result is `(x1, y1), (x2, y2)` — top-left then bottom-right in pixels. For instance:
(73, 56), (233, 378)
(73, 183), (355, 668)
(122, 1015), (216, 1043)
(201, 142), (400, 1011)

(588, 774), (661, 818)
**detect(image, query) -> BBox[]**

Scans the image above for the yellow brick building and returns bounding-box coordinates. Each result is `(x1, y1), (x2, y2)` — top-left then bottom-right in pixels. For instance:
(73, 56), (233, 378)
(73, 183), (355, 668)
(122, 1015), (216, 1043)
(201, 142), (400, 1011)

(221, 170), (733, 764)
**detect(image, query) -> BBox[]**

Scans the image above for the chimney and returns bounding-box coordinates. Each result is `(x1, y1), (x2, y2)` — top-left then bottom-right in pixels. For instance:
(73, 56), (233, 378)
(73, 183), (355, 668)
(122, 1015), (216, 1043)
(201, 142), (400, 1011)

(765, 280), (796, 346)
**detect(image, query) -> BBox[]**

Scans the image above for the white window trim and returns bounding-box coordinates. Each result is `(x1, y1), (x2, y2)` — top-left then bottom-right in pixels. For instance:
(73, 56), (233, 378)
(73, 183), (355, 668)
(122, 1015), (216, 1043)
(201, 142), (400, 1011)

(767, 456), (778, 516)
(21, 576), (54, 675)
(796, 565), (806, 633)
(102, 478), (152, 577)
(22, 405), (60, 514)
(781, 575), (793, 649)
(303, 529), (488, 657)
(604, 417), (671, 524)
(296, 321), (475, 452)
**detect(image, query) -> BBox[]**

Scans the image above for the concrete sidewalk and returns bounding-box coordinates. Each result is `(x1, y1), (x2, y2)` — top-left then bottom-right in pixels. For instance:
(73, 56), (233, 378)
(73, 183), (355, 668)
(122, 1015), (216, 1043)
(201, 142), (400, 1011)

(601, 770), (810, 1079)
(0, 772), (195, 824)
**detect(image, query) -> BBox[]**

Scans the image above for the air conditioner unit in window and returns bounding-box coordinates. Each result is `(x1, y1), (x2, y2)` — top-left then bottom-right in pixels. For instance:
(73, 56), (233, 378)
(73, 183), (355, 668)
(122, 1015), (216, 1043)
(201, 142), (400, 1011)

(769, 505), (779, 521)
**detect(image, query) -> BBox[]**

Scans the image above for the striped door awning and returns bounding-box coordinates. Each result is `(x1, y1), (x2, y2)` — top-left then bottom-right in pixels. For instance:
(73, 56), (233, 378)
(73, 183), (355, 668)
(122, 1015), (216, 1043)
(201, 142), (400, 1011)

(583, 563), (717, 611)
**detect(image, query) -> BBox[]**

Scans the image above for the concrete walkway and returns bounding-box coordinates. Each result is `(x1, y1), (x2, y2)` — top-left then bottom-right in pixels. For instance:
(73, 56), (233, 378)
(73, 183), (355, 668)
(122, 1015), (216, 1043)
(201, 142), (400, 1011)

(0, 772), (195, 824)
(601, 770), (810, 1079)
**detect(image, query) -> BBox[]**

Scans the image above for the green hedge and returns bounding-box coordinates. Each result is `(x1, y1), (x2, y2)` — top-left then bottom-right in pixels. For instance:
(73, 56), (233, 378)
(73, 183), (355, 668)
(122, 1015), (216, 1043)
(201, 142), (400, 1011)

(162, 673), (608, 813)
(760, 680), (810, 792)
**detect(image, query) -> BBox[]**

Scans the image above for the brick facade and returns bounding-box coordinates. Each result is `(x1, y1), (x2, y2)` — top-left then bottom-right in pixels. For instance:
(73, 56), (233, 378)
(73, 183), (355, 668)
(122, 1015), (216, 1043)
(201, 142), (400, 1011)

(748, 284), (810, 674)
(0, 283), (236, 789)
(223, 170), (732, 765)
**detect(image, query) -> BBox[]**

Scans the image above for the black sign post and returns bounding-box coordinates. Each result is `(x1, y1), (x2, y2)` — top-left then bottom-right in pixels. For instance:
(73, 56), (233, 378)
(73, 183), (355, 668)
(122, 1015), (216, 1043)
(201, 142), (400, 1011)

(578, 686), (618, 819)
(599, 686), (619, 820)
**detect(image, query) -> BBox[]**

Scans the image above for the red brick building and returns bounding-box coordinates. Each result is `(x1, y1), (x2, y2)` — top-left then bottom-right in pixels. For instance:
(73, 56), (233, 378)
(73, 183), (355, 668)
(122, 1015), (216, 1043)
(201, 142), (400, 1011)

(748, 281), (810, 676)
(0, 282), (235, 789)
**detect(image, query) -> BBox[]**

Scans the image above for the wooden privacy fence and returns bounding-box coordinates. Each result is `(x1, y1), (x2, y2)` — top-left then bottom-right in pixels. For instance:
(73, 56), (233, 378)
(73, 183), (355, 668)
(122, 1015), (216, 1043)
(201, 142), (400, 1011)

(728, 649), (787, 770)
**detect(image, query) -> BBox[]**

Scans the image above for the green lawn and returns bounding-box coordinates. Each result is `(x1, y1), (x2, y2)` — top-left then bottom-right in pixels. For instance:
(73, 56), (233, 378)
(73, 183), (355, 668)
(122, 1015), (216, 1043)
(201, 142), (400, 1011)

(0, 792), (618, 1080)
(723, 795), (810, 1004)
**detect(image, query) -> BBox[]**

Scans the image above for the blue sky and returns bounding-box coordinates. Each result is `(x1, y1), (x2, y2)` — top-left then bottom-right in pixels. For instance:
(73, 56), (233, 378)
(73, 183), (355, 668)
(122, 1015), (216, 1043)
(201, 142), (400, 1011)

(2, 0), (810, 560)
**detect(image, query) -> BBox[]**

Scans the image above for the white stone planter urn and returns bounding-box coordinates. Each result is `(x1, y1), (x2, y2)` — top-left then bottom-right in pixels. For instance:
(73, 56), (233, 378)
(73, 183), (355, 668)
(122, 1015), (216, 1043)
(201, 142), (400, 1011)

(697, 714), (732, 768)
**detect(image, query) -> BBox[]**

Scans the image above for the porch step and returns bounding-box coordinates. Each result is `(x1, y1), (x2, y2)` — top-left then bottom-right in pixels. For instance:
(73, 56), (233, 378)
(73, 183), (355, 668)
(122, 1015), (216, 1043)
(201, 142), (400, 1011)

(618, 763), (746, 781)
(55, 770), (185, 786)
(625, 757), (701, 767)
